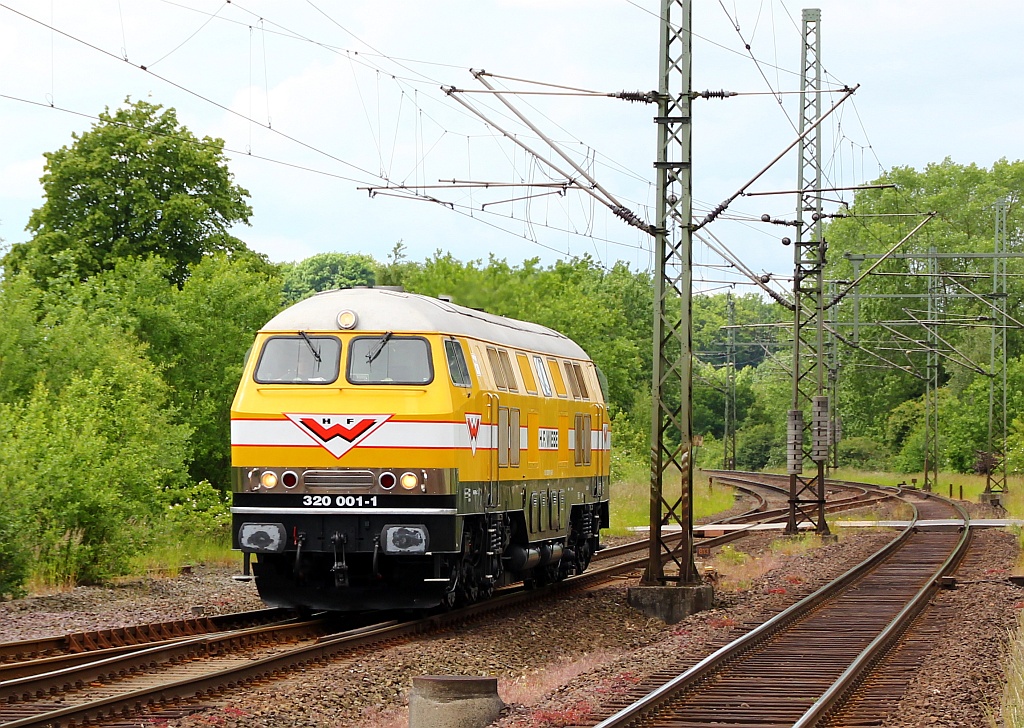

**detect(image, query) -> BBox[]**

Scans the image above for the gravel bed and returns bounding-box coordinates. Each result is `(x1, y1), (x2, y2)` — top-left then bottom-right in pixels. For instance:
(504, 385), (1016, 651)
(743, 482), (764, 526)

(883, 526), (1020, 728)
(0, 508), (1017, 727)
(0, 567), (265, 642)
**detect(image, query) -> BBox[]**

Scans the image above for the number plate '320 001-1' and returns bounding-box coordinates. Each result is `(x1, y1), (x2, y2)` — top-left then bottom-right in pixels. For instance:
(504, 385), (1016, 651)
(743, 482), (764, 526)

(301, 495), (379, 507)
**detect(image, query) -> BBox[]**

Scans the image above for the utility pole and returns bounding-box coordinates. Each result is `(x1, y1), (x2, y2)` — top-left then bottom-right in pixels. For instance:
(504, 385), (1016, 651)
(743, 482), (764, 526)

(922, 248), (939, 492)
(629, 0), (712, 624)
(827, 280), (842, 472)
(725, 292), (737, 470)
(985, 198), (1009, 504)
(785, 8), (830, 536)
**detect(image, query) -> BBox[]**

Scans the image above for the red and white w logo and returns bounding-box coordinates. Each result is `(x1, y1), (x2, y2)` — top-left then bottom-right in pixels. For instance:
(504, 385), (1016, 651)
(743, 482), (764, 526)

(465, 413), (482, 455)
(286, 414), (391, 458)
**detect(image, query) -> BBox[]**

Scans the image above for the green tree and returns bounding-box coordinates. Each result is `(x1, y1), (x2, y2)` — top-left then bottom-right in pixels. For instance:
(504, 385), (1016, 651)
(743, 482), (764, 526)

(53, 254), (283, 487)
(825, 158), (1024, 444)
(0, 508), (29, 599)
(165, 254), (283, 486)
(3, 98), (253, 287)
(376, 241), (419, 288)
(281, 252), (376, 303)
(735, 423), (781, 471)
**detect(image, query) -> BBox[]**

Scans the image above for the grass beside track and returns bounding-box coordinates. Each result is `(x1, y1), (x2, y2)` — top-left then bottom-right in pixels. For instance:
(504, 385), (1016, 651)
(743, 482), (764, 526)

(609, 460), (736, 536)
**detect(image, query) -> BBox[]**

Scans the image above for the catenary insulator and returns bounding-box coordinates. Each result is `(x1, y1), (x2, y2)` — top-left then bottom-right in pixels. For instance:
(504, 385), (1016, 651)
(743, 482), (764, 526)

(697, 89), (738, 100)
(613, 90), (658, 104)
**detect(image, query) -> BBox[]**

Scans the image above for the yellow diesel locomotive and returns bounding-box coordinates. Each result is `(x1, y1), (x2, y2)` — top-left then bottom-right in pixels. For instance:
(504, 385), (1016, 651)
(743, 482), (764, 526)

(231, 287), (610, 610)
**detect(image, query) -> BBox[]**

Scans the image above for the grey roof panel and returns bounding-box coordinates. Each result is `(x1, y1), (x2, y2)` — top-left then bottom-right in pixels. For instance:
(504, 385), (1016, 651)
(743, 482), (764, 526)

(262, 288), (590, 360)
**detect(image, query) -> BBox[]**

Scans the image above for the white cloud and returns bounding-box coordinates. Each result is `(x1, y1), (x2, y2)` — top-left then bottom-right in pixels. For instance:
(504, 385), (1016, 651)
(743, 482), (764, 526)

(0, 0), (1021, 279)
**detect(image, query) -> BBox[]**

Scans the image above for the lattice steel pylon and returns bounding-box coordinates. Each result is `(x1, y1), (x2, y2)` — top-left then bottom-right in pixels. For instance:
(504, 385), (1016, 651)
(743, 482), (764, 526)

(922, 248), (939, 492)
(826, 280), (842, 472)
(785, 8), (830, 536)
(642, 0), (700, 587)
(986, 198), (1009, 500)
(724, 292), (737, 470)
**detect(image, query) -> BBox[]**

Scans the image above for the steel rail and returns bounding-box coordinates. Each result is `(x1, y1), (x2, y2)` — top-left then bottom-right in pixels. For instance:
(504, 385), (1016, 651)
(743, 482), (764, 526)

(0, 611), (319, 683)
(697, 473), (895, 547)
(793, 494), (972, 726)
(592, 490), (960, 727)
(0, 608), (290, 663)
(0, 554), (657, 728)
(0, 619), (398, 728)
(0, 616), (333, 704)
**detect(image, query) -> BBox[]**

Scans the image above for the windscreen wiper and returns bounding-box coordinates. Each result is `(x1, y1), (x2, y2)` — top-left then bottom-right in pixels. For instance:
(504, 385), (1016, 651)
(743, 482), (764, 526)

(297, 331), (322, 364)
(366, 331), (393, 365)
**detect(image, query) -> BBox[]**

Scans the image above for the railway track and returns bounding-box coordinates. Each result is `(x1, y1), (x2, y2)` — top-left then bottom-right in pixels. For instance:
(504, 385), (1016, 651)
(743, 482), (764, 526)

(0, 478), (796, 728)
(0, 475), (868, 727)
(591, 486), (969, 728)
(694, 471), (898, 552)
(1, 549), (671, 728)
(0, 608), (292, 665)
(703, 469), (898, 524)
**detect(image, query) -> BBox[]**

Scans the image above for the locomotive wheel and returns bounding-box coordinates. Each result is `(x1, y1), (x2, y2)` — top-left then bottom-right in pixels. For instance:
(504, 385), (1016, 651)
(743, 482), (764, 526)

(560, 512), (598, 579)
(460, 559), (481, 603)
(444, 517), (491, 608)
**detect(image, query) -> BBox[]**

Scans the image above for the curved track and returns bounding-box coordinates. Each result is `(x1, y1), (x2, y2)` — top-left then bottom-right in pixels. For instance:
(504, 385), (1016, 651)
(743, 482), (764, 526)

(593, 485), (969, 728)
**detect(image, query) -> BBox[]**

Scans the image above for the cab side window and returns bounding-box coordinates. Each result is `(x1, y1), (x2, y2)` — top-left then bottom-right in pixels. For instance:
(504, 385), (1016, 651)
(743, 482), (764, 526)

(562, 360), (582, 399)
(445, 339), (472, 388)
(497, 349), (519, 393)
(571, 362), (590, 400)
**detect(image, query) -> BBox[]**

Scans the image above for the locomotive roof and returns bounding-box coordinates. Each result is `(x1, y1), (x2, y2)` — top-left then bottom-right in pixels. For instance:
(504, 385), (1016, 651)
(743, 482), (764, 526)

(261, 288), (591, 360)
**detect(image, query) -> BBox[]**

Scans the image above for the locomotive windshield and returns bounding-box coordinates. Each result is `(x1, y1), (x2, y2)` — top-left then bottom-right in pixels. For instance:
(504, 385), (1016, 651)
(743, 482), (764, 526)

(348, 335), (433, 384)
(254, 335), (341, 384)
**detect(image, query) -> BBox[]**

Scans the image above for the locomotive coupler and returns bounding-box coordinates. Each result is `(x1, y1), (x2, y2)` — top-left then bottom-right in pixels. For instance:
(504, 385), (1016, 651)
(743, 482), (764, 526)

(331, 532), (349, 587)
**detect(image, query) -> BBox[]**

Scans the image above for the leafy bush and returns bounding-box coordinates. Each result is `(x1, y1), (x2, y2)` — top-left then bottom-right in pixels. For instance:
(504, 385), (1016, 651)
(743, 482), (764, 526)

(0, 354), (190, 586)
(0, 510), (29, 600)
(736, 423), (781, 471)
(609, 405), (649, 483)
(160, 480), (232, 542)
(892, 427), (927, 473)
(837, 436), (891, 470)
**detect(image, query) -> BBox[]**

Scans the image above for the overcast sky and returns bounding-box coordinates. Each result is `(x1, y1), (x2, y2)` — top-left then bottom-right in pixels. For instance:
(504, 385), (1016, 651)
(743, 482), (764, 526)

(1, 1), (1021, 294)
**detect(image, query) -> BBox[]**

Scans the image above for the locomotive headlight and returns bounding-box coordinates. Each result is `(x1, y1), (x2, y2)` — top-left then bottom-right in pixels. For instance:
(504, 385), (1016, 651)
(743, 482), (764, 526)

(337, 309), (358, 330)
(260, 471), (279, 489)
(400, 472), (419, 490)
